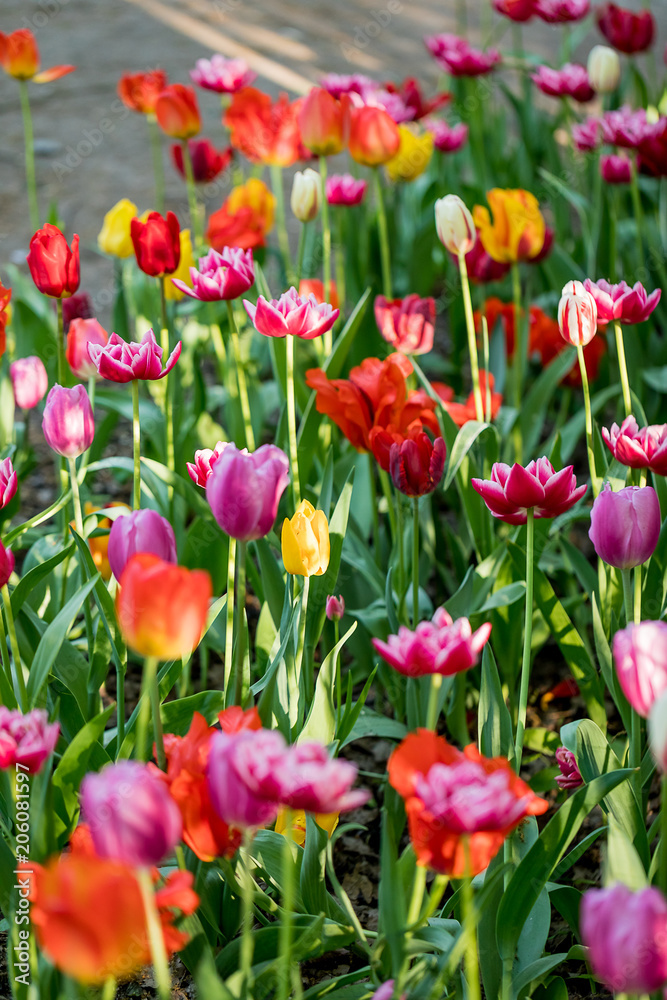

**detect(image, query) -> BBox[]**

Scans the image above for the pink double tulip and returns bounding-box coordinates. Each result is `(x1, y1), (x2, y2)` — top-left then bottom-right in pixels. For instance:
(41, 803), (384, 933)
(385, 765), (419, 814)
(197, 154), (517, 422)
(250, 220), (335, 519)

(588, 484), (660, 570)
(190, 54), (256, 93)
(66, 318), (109, 380)
(88, 330), (181, 383)
(206, 728), (288, 829)
(425, 34), (501, 77)
(10, 356), (48, 410)
(582, 278), (661, 325)
(613, 620), (667, 717)
(268, 743), (369, 815)
(534, 0), (589, 21)
(325, 174), (367, 206)
(172, 247), (254, 302)
(0, 458), (17, 510)
(426, 119), (468, 154)
(107, 509), (177, 582)
(373, 607), (492, 678)
(472, 458), (587, 524)
(42, 385), (95, 459)
(81, 760), (183, 867)
(206, 443), (289, 541)
(0, 708), (59, 773)
(602, 416), (667, 475)
(244, 287), (339, 341)
(374, 294), (435, 355)
(187, 441), (228, 487)
(531, 64), (594, 103)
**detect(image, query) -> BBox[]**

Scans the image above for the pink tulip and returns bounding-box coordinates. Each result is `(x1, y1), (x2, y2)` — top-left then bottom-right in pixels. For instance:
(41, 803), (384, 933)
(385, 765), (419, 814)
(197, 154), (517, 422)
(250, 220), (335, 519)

(589, 484), (660, 570)
(81, 760), (183, 867)
(600, 153), (632, 184)
(558, 280), (598, 346)
(572, 118), (602, 152)
(66, 318), (109, 379)
(602, 416), (667, 475)
(0, 708), (59, 774)
(0, 458), (17, 510)
(600, 106), (649, 148)
(187, 441), (228, 487)
(189, 54), (256, 93)
(472, 458), (587, 525)
(0, 541), (14, 588)
(534, 0), (590, 20)
(10, 356), (48, 409)
(374, 294), (435, 355)
(207, 728), (286, 828)
(416, 755), (536, 830)
(531, 64), (594, 103)
(554, 747), (583, 789)
(581, 885), (667, 993)
(373, 607), (491, 678)
(613, 620), (667, 717)
(326, 595), (345, 621)
(107, 509), (177, 582)
(425, 34), (501, 76)
(244, 287), (339, 341)
(88, 329), (181, 383)
(426, 119), (468, 153)
(172, 247), (255, 302)
(582, 278), (661, 325)
(325, 173), (368, 206)
(42, 384), (94, 459)
(266, 742), (369, 814)
(206, 443), (289, 541)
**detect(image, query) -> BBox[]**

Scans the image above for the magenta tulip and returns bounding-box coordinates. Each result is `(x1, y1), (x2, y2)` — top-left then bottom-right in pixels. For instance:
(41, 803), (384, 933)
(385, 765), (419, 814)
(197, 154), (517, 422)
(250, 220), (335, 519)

(583, 278), (661, 325)
(244, 287), (339, 341)
(534, 0), (589, 21)
(554, 747), (583, 789)
(325, 173), (368, 206)
(88, 329), (181, 383)
(425, 34), (501, 77)
(326, 595), (345, 621)
(187, 441), (228, 487)
(602, 416), (667, 475)
(10, 356), (48, 410)
(472, 458), (587, 525)
(373, 607), (491, 678)
(613, 620), (667, 717)
(107, 509), (177, 582)
(206, 443), (289, 541)
(0, 458), (17, 510)
(531, 64), (594, 103)
(42, 384), (94, 459)
(0, 541), (14, 588)
(427, 119), (469, 154)
(266, 742), (369, 814)
(207, 728), (286, 828)
(0, 708), (59, 773)
(588, 483), (660, 570)
(189, 54), (256, 93)
(172, 247), (255, 302)
(600, 153), (632, 184)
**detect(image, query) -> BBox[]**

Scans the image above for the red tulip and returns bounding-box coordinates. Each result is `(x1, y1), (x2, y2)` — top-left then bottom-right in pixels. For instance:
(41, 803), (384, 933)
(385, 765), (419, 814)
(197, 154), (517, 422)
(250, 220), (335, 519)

(26, 225), (80, 299)
(171, 138), (232, 183)
(155, 83), (201, 139)
(374, 294), (435, 355)
(130, 211), (181, 277)
(597, 3), (655, 54)
(389, 429), (446, 497)
(117, 69), (168, 113)
(0, 29), (74, 82)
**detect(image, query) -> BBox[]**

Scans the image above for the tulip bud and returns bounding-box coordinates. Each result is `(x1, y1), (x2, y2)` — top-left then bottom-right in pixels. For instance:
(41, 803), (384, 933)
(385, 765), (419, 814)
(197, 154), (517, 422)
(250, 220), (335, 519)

(434, 195), (476, 256)
(558, 280), (598, 347)
(0, 459), (17, 510)
(326, 595), (345, 621)
(290, 168), (321, 223)
(587, 45), (621, 93)
(282, 500), (330, 577)
(589, 483), (660, 570)
(42, 384), (95, 459)
(107, 508), (177, 582)
(10, 356), (48, 409)
(649, 689), (667, 772)
(0, 541), (15, 588)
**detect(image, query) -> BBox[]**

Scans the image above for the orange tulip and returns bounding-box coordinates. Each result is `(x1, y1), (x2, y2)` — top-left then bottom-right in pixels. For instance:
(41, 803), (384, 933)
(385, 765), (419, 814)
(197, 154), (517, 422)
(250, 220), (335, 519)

(0, 29), (74, 82)
(207, 178), (275, 252)
(155, 83), (201, 139)
(348, 106), (401, 167)
(472, 189), (546, 264)
(116, 554), (211, 660)
(117, 69), (168, 114)
(0, 281), (11, 358)
(224, 87), (306, 166)
(298, 87), (349, 156)
(299, 278), (339, 311)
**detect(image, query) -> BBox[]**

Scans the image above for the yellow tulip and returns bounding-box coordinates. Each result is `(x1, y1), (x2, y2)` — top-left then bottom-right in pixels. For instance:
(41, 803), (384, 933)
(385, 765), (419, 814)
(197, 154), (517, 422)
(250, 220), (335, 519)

(97, 198), (138, 258)
(472, 188), (546, 264)
(274, 808), (339, 847)
(164, 229), (194, 302)
(281, 500), (330, 577)
(227, 177), (276, 234)
(386, 125), (434, 183)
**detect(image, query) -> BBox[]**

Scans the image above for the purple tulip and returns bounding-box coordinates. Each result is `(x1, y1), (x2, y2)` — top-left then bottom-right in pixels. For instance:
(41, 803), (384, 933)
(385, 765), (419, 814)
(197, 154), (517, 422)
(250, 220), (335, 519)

(88, 329), (181, 383)
(42, 384), (95, 459)
(207, 728), (286, 829)
(80, 760), (182, 867)
(244, 286), (339, 341)
(10, 356), (48, 410)
(588, 483), (661, 570)
(580, 884), (667, 993)
(613, 620), (667, 717)
(187, 441), (228, 487)
(172, 247), (255, 302)
(373, 607), (491, 677)
(583, 277), (661, 325)
(107, 508), (177, 582)
(0, 458), (17, 510)
(554, 747), (583, 789)
(206, 443), (289, 541)
(0, 708), (59, 774)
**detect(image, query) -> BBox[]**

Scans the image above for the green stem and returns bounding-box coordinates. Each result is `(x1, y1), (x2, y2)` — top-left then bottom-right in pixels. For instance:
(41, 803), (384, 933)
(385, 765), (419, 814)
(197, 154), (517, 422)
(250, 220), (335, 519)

(159, 282), (175, 502)
(295, 224), (306, 285)
(279, 809), (297, 1000)
(2, 585), (26, 711)
(211, 322), (227, 385)
(270, 164), (292, 284)
(426, 673), (443, 730)
(181, 139), (202, 248)
(137, 867), (172, 1000)
(101, 977), (117, 1000)
(334, 618), (342, 723)
(149, 659), (166, 770)
(319, 156), (333, 357)
(295, 576), (310, 695)
(511, 262), (525, 407)
(227, 301), (255, 452)
(0, 593), (15, 706)
(412, 497), (420, 627)
(378, 467), (397, 545)
(374, 169), (392, 298)
(660, 774), (667, 898)
(116, 654), (126, 754)
(18, 80), (38, 231)
(481, 315), (491, 423)
(458, 251), (484, 422)
(147, 115), (165, 214)
(240, 828), (255, 999)
(514, 508), (534, 771)
(285, 333), (301, 507)
(622, 568), (634, 626)
(132, 379), (141, 510)
(396, 495), (406, 623)
(634, 562), (642, 626)
(629, 166), (646, 271)
(225, 537), (236, 702)
(462, 838), (481, 1000)
(368, 453), (381, 565)
(334, 210), (346, 314)
(407, 865), (427, 926)
(233, 540), (247, 706)
(79, 376), (95, 475)
(68, 456), (95, 679)
(137, 655), (159, 762)
(56, 298), (65, 388)
(576, 343), (598, 496)
(613, 321), (632, 418)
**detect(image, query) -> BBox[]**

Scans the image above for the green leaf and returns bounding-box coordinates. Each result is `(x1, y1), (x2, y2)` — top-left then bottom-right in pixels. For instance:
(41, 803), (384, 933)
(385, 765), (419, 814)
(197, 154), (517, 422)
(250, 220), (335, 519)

(10, 544), (74, 616)
(519, 349), (577, 458)
(300, 622), (357, 746)
(340, 707), (407, 747)
(51, 705), (114, 839)
(478, 644), (514, 760)
(606, 817), (647, 889)
(444, 420), (497, 491)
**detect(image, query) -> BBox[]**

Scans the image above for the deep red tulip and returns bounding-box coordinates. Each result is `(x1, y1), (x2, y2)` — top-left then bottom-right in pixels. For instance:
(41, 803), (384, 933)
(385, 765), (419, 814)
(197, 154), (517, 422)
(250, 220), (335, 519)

(171, 139), (232, 184)
(389, 430), (446, 497)
(131, 211), (181, 277)
(27, 225), (80, 299)
(597, 3), (656, 54)
(493, 0), (535, 21)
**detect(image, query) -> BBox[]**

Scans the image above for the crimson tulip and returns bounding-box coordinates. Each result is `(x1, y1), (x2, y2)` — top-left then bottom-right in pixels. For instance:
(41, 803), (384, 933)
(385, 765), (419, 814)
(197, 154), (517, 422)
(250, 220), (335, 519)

(27, 225), (80, 299)
(131, 211), (181, 277)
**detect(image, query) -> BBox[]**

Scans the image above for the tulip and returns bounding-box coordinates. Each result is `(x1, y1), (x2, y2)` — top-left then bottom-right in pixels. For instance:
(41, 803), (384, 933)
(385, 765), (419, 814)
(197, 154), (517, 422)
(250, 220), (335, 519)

(427, 119), (469, 154)
(0, 542), (15, 589)
(425, 34), (501, 77)
(373, 607), (491, 678)
(572, 118), (603, 153)
(493, 0), (534, 21)
(0, 707), (59, 773)
(473, 189), (546, 263)
(600, 152), (632, 184)
(298, 87), (349, 156)
(290, 168), (322, 223)
(207, 178), (276, 252)
(388, 730), (548, 876)
(224, 87), (304, 166)
(187, 441), (228, 487)
(97, 198), (138, 257)
(390, 431), (446, 497)
(207, 728), (287, 828)
(386, 125), (434, 183)
(282, 500), (330, 577)
(206, 443), (289, 541)
(587, 44), (621, 92)
(374, 294), (435, 355)
(0, 29), (74, 82)
(9, 356), (47, 409)
(589, 483), (660, 571)
(326, 595), (345, 621)
(116, 554), (211, 660)
(435, 195), (476, 256)
(42, 384), (94, 459)
(173, 247), (255, 302)
(613, 620), (667, 718)
(107, 509), (177, 582)
(163, 229), (195, 302)
(596, 3), (656, 55)
(117, 69), (168, 114)
(275, 807), (338, 846)
(582, 278), (661, 325)
(554, 747), (583, 789)
(66, 318), (109, 380)
(534, 0), (589, 20)
(602, 416), (667, 475)
(62, 292), (93, 327)
(558, 280), (598, 346)
(472, 457), (587, 524)
(171, 139), (232, 184)
(190, 54), (255, 93)
(348, 106), (401, 166)
(27, 225), (80, 299)
(155, 83), (201, 139)
(299, 278), (340, 311)
(88, 330), (181, 383)
(649, 689), (667, 772)
(81, 760), (183, 867)
(460, 232), (512, 283)
(325, 174), (367, 206)
(581, 885), (667, 993)
(0, 458), (17, 510)
(244, 286), (339, 340)
(600, 106), (649, 149)
(268, 742), (369, 814)
(131, 210), (181, 277)
(531, 64), (594, 103)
